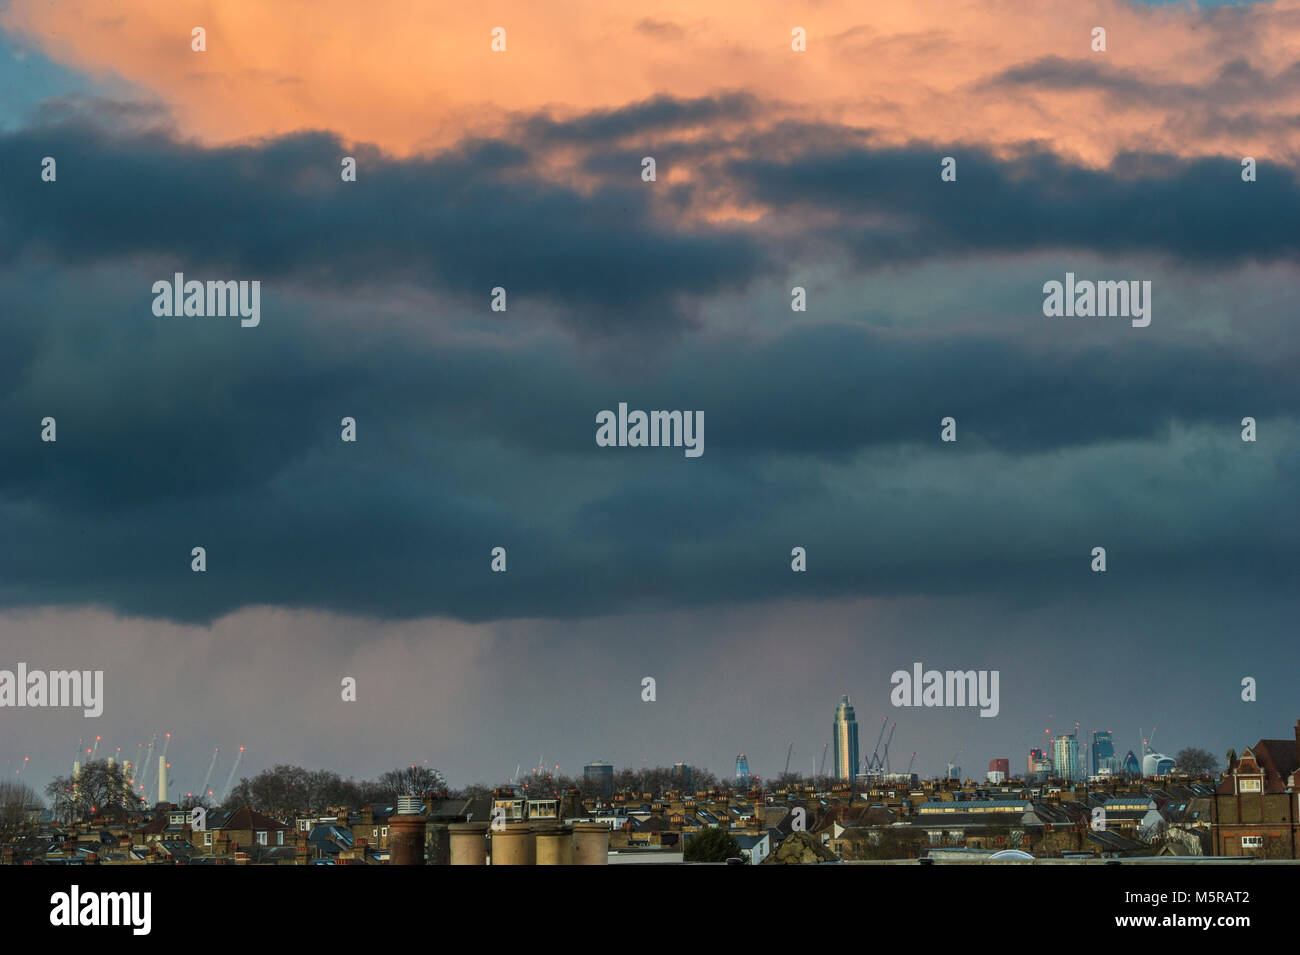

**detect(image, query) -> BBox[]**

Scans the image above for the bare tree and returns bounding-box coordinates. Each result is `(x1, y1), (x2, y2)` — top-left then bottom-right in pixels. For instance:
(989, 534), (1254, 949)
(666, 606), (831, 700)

(45, 760), (135, 821)
(0, 781), (39, 841)
(1174, 747), (1219, 777)
(378, 765), (447, 798)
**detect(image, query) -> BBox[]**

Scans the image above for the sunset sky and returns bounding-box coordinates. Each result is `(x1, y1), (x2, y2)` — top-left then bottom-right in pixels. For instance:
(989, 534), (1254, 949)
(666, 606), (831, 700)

(1, 0), (1297, 794)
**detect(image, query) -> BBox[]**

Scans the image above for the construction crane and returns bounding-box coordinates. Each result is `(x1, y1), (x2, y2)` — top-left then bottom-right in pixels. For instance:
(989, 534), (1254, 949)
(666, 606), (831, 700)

(881, 723), (896, 773)
(783, 742), (795, 776)
(864, 720), (896, 776)
(819, 743), (829, 778)
(947, 749), (963, 779)
(906, 752), (917, 774)
(219, 746), (245, 803)
(870, 717), (888, 763)
(863, 717), (889, 775)
(198, 747), (220, 804)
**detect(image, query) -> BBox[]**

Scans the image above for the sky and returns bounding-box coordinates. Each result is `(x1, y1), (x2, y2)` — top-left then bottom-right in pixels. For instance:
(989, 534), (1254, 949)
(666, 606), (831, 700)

(0, 0), (1297, 798)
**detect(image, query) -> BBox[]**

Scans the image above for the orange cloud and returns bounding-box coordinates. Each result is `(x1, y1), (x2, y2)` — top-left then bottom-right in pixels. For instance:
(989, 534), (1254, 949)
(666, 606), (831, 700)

(6, 0), (1300, 164)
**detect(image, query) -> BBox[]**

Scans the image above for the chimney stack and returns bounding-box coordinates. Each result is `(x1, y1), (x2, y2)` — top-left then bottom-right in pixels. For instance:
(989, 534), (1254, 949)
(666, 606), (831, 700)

(448, 822), (489, 865)
(388, 795), (426, 866)
(572, 822), (610, 865)
(157, 758), (168, 805)
(489, 822), (536, 865)
(535, 826), (574, 865)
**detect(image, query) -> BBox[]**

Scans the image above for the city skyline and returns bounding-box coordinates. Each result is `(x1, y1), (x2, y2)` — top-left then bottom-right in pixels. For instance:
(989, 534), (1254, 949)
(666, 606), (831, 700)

(5, 693), (1251, 799)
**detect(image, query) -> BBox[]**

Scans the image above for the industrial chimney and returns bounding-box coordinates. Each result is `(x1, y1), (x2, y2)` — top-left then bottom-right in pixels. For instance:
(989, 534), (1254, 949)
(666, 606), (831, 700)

(158, 758), (168, 805)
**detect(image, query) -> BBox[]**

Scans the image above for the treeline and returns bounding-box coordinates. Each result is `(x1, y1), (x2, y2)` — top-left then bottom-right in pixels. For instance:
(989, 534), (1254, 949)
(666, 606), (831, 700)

(224, 764), (447, 815)
(41, 760), (450, 819)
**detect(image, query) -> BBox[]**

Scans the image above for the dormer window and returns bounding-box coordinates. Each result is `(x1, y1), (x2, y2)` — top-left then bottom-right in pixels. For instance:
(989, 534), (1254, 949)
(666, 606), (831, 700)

(1240, 778), (1261, 793)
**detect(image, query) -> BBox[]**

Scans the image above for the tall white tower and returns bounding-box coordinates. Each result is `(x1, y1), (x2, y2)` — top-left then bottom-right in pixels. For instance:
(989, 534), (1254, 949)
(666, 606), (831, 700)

(157, 757), (168, 804)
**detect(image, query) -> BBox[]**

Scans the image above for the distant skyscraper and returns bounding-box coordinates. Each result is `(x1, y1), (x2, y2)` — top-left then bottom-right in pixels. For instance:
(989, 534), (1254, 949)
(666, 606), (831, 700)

(1122, 750), (1141, 778)
(1053, 734), (1079, 782)
(1028, 747), (1044, 778)
(734, 753), (751, 785)
(583, 761), (614, 798)
(672, 762), (693, 792)
(1142, 752), (1175, 778)
(832, 694), (860, 782)
(1092, 730), (1115, 775)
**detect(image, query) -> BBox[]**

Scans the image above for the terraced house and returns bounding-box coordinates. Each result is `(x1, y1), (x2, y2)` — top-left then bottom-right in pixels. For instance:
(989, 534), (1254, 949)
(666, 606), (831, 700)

(1213, 720), (1300, 858)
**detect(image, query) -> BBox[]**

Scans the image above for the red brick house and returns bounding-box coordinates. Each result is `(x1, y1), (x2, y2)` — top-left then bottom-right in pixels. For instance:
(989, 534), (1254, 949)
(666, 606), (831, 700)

(1212, 720), (1300, 858)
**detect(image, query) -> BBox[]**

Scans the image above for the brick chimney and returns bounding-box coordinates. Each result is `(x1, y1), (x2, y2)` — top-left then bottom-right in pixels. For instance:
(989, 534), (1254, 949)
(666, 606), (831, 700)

(295, 829), (311, 866)
(360, 807), (373, 826)
(388, 795), (427, 866)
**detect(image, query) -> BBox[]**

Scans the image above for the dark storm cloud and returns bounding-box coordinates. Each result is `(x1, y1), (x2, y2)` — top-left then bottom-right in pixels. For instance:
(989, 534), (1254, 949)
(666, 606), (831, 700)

(0, 265), (1296, 624)
(0, 104), (768, 334)
(727, 142), (1300, 266)
(0, 95), (1296, 625)
(6, 94), (1300, 322)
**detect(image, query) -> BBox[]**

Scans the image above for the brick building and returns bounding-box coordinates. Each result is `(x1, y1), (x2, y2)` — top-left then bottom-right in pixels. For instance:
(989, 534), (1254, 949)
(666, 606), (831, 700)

(1212, 719), (1300, 858)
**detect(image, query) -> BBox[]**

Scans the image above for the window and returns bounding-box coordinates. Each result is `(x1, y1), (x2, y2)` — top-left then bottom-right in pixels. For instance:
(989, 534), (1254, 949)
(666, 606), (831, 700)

(381, 827), (388, 837)
(204, 832), (212, 846)
(277, 831), (284, 845)
(1241, 836), (1263, 848)
(1240, 778), (1261, 793)
(256, 831), (267, 845)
